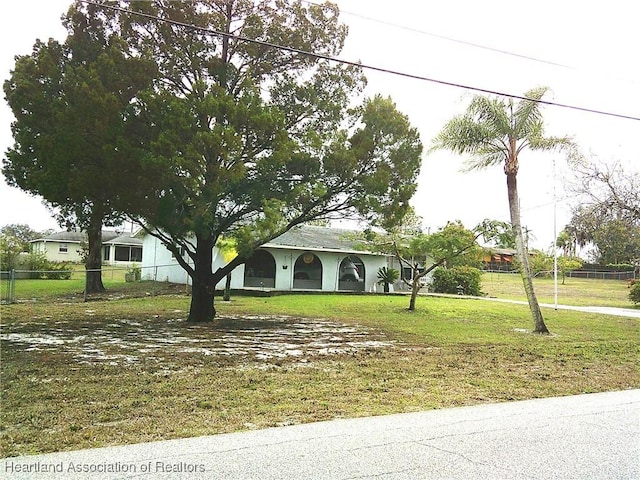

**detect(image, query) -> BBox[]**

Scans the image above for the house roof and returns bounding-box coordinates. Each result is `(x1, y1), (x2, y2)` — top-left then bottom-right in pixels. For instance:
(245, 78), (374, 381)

(263, 225), (380, 255)
(483, 247), (517, 256)
(31, 230), (138, 245)
(105, 235), (143, 246)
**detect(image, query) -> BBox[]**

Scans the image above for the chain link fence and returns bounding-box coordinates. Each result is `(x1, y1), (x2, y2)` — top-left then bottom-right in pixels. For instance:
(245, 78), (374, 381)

(1, 265), (188, 304)
(566, 270), (636, 281)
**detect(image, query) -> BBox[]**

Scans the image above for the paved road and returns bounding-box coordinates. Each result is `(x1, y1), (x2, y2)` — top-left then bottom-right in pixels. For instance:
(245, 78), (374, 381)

(2, 389), (638, 480)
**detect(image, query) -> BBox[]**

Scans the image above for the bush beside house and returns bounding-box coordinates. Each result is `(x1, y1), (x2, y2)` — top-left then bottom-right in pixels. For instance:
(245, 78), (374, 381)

(431, 266), (482, 296)
(630, 281), (640, 305)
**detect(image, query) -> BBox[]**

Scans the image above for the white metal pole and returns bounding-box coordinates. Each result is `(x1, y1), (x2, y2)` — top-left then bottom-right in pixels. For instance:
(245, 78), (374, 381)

(553, 158), (558, 310)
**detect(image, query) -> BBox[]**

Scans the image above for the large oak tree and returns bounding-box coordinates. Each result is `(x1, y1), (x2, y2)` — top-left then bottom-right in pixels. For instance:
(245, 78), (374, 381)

(3, 3), (157, 292)
(109, 0), (423, 322)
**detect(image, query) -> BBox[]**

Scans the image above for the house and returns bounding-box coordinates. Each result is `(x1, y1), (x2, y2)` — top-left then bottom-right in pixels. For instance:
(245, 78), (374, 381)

(141, 225), (409, 293)
(483, 247), (517, 271)
(30, 230), (143, 266)
(482, 247), (538, 271)
(102, 234), (143, 265)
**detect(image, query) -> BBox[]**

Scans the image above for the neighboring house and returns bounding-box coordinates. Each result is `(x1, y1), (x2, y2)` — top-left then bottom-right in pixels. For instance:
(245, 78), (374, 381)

(141, 225), (405, 293)
(102, 234), (143, 265)
(30, 230), (143, 266)
(481, 247), (536, 271)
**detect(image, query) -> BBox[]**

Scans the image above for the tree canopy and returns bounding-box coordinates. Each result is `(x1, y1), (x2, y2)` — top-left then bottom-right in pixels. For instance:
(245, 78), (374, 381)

(0, 224), (46, 251)
(569, 158), (640, 222)
(361, 218), (485, 311)
(3, 3), (159, 292)
(103, 0), (424, 321)
(563, 158), (640, 266)
(3, 0), (422, 308)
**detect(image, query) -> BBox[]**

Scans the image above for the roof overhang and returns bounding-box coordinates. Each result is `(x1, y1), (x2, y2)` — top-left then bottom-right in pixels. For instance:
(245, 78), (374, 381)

(260, 243), (388, 257)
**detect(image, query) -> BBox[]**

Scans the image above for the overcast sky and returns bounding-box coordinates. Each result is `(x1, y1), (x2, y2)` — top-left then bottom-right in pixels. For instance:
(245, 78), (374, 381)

(1, 0), (638, 249)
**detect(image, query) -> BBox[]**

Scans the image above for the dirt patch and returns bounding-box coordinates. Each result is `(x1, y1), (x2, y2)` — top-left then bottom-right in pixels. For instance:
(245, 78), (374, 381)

(1, 315), (396, 368)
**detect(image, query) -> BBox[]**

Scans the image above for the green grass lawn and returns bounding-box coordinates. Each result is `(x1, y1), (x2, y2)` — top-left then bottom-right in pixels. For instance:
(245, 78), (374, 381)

(482, 271), (632, 307)
(0, 268), (188, 303)
(1, 267), (126, 300)
(1, 269), (633, 306)
(1, 287), (638, 457)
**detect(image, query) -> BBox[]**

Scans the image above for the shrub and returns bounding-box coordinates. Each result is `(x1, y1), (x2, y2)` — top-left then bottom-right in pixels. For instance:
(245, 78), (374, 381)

(431, 266), (482, 296)
(376, 267), (399, 293)
(0, 235), (23, 271)
(630, 281), (640, 305)
(24, 252), (49, 278)
(126, 264), (142, 282)
(607, 263), (634, 272)
(43, 262), (74, 280)
(431, 267), (457, 294)
(529, 251), (552, 275)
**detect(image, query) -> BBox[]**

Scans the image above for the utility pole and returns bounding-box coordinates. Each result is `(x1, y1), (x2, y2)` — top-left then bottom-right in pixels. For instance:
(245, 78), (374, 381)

(553, 158), (558, 310)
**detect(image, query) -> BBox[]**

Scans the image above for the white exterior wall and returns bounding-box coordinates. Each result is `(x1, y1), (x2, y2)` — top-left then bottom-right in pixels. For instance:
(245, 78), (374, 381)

(31, 240), (83, 263)
(261, 249), (386, 292)
(141, 234), (189, 284)
(141, 234), (388, 292)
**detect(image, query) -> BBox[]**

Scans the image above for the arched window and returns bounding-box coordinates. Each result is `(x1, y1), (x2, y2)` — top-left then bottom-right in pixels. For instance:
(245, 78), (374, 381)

(244, 250), (276, 288)
(293, 253), (323, 289)
(338, 255), (365, 291)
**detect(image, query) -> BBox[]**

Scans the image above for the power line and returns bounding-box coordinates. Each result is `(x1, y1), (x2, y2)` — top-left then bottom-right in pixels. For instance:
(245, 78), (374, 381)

(301, 0), (576, 71)
(82, 1), (640, 122)
(313, 0), (640, 91)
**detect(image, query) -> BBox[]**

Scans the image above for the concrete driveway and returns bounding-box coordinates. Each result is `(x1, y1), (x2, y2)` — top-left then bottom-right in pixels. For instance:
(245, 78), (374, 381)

(2, 389), (638, 480)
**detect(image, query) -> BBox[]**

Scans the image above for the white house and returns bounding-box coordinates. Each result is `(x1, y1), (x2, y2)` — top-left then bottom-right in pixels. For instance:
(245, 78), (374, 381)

(141, 225), (399, 293)
(30, 230), (143, 266)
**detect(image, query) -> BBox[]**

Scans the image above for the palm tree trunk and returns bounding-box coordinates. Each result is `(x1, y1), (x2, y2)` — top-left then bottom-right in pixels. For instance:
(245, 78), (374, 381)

(506, 173), (549, 334)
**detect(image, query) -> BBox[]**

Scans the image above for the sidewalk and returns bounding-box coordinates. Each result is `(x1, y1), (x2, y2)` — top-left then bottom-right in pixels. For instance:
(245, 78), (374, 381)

(2, 389), (638, 480)
(491, 297), (640, 319)
(423, 291), (640, 319)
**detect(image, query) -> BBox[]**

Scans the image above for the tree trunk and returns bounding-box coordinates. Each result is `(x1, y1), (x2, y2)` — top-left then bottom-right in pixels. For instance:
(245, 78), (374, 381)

(507, 173), (549, 334)
(187, 233), (216, 322)
(85, 217), (105, 294)
(408, 269), (421, 311)
(223, 274), (232, 301)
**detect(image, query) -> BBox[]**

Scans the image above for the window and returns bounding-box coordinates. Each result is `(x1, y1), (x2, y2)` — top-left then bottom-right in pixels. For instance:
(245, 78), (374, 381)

(59, 243), (68, 254)
(113, 245), (143, 262)
(115, 246), (130, 262)
(103, 245), (111, 261)
(131, 247), (142, 262)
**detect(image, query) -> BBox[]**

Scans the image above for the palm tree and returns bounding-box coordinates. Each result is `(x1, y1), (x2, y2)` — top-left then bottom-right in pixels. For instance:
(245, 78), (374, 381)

(377, 267), (400, 293)
(431, 87), (576, 334)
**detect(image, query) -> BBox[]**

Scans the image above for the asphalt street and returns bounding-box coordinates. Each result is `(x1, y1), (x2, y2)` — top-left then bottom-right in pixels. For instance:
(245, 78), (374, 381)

(2, 389), (638, 480)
